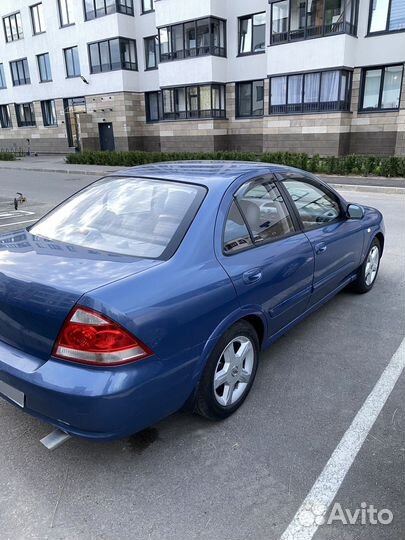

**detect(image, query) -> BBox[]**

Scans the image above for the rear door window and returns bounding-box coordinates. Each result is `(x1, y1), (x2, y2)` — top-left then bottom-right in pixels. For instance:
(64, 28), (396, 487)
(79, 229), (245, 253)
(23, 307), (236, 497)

(223, 175), (296, 254)
(223, 201), (254, 254)
(239, 179), (295, 243)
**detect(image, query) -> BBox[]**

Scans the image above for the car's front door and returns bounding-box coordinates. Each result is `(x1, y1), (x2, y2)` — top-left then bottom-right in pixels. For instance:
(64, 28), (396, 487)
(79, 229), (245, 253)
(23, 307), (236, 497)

(280, 172), (365, 306)
(216, 174), (315, 339)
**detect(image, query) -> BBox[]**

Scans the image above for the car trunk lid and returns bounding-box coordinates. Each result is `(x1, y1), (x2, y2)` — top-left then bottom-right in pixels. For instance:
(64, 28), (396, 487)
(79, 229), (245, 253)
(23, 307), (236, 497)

(0, 230), (162, 360)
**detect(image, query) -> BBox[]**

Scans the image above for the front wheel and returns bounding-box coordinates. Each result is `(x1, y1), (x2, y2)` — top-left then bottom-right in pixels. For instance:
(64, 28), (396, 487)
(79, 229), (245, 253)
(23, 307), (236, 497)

(351, 238), (381, 294)
(194, 321), (259, 420)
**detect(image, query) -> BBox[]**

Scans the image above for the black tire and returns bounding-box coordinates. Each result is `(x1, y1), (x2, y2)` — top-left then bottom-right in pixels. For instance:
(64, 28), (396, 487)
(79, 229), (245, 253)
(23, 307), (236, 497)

(351, 237), (381, 294)
(194, 320), (259, 420)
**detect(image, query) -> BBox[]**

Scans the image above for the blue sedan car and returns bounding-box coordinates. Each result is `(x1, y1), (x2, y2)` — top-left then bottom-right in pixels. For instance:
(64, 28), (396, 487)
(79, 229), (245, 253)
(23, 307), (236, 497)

(0, 162), (384, 443)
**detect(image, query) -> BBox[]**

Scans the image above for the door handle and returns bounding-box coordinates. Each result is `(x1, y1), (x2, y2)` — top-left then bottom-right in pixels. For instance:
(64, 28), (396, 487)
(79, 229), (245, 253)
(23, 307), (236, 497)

(315, 242), (327, 254)
(243, 268), (262, 284)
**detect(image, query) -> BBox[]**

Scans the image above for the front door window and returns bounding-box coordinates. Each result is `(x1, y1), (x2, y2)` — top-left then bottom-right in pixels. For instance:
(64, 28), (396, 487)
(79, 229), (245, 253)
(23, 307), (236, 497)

(282, 175), (342, 229)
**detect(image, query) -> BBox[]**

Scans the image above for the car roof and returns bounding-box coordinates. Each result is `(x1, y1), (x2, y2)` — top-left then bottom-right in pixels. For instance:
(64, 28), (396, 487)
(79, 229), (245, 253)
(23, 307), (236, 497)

(111, 161), (295, 189)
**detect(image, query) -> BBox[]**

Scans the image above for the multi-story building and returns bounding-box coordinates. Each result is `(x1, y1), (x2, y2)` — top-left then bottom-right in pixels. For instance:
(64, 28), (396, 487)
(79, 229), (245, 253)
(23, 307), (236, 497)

(0, 0), (404, 156)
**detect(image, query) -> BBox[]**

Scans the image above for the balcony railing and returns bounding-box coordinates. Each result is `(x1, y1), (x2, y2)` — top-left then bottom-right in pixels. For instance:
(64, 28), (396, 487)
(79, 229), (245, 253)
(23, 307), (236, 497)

(162, 109), (226, 121)
(90, 61), (137, 73)
(160, 45), (226, 62)
(16, 120), (36, 127)
(271, 21), (356, 44)
(270, 100), (351, 115)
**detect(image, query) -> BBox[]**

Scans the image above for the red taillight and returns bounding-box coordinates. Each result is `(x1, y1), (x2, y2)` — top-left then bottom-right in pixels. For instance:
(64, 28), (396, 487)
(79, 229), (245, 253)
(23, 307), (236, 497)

(53, 307), (153, 366)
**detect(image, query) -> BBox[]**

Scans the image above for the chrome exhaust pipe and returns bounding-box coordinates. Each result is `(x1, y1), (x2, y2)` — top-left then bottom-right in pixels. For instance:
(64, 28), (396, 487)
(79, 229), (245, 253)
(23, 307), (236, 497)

(40, 429), (71, 450)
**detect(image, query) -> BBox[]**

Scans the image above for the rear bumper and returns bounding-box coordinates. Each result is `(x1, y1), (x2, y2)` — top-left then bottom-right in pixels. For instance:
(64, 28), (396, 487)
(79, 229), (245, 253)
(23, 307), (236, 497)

(0, 339), (200, 440)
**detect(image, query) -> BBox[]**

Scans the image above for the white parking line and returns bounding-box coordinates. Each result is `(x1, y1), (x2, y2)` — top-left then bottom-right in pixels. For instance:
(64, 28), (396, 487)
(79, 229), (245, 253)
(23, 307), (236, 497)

(0, 210), (35, 220)
(280, 336), (405, 540)
(0, 219), (37, 228)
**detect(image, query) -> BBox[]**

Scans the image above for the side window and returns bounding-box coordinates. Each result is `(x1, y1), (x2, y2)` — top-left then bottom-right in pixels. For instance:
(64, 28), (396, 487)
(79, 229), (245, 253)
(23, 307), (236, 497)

(223, 201), (253, 254)
(223, 176), (295, 254)
(237, 177), (295, 243)
(282, 175), (342, 229)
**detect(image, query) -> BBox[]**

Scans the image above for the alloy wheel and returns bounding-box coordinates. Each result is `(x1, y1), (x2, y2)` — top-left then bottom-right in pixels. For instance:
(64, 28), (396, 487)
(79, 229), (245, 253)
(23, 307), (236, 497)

(365, 245), (379, 286)
(213, 336), (255, 407)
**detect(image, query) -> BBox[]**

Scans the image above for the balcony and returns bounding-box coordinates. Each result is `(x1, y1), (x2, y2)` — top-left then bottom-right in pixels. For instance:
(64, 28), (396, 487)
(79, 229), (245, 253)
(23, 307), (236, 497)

(270, 0), (358, 45)
(159, 17), (226, 63)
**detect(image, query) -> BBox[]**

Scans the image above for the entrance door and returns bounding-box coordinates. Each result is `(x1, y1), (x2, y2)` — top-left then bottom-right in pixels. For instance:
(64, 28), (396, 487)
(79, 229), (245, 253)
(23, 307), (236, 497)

(98, 123), (115, 151)
(63, 97), (86, 150)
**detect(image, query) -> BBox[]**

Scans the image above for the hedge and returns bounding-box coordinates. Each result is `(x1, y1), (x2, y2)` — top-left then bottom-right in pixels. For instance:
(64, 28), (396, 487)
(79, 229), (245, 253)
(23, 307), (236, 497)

(66, 150), (405, 178)
(0, 152), (16, 161)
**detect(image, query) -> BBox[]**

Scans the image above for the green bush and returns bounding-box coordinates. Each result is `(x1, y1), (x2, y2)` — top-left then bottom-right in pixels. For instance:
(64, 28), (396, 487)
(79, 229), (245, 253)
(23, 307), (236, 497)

(65, 150), (405, 178)
(0, 152), (16, 161)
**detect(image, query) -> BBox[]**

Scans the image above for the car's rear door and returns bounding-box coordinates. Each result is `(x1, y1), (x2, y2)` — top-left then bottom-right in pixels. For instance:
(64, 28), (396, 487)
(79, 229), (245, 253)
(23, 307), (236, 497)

(279, 172), (365, 306)
(216, 174), (314, 339)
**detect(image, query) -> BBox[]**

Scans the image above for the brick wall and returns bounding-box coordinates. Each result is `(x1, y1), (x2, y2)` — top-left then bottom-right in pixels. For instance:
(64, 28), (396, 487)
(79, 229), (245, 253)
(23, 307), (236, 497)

(349, 67), (402, 155)
(0, 99), (71, 154)
(1, 77), (405, 156)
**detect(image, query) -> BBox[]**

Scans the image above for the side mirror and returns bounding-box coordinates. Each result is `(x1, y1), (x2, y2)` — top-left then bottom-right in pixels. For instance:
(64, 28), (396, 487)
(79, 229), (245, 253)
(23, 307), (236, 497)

(347, 204), (365, 220)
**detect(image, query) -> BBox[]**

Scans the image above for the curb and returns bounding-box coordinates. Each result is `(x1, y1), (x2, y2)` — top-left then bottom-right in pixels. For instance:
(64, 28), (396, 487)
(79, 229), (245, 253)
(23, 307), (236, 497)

(330, 183), (405, 195)
(322, 173), (405, 182)
(0, 164), (404, 194)
(0, 165), (118, 176)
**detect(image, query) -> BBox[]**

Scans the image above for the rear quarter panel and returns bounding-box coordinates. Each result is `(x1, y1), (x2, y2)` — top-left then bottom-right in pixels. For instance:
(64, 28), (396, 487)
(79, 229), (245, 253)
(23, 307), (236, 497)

(79, 187), (240, 410)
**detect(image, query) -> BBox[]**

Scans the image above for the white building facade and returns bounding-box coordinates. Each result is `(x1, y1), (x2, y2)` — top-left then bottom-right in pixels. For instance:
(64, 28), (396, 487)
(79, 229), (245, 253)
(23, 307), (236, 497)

(0, 0), (404, 155)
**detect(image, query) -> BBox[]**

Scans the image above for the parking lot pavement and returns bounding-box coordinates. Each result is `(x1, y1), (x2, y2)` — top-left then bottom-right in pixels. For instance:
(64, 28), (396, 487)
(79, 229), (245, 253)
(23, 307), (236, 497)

(0, 169), (92, 233)
(0, 168), (404, 540)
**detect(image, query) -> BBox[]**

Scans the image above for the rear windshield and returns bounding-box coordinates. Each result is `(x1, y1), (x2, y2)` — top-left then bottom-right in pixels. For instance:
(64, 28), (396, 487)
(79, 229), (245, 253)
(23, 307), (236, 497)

(30, 177), (206, 259)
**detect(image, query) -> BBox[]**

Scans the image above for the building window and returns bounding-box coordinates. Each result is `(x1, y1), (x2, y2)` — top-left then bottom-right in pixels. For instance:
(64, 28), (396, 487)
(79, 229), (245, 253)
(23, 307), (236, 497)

(58, 0), (75, 26)
(15, 103), (36, 127)
(10, 58), (31, 86)
(270, 0), (358, 44)
(239, 12), (266, 55)
(0, 65), (6, 89)
(368, 0), (405, 33)
(142, 0), (154, 13)
(84, 0), (134, 20)
(270, 69), (352, 114)
(117, 0), (134, 15)
(236, 80), (264, 117)
(3, 12), (23, 42)
(145, 91), (162, 121)
(360, 65), (403, 111)
(37, 53), (52, 82)
(64, 46), (81, 77)
(146, 84), (226, 122)
(271, 1), (289, 43)
(0, 105), (11, 128)
(158, 17), (226, 62)
(41, 100), (57, 126)
(145, 36), (159, 69)
(30, 3), (46, 34)
(165, 84), (225, 120)
(89, 37), (137, 73)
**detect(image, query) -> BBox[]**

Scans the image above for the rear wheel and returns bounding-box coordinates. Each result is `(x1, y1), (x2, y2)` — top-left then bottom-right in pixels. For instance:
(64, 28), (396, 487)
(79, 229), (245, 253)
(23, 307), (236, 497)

(194, 321), (259, 420)
(351, 238), (381, 294)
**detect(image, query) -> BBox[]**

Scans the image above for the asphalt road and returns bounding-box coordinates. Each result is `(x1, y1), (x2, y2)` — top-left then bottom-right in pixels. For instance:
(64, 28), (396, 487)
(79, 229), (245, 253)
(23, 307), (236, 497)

(0, 169), (404, 540)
